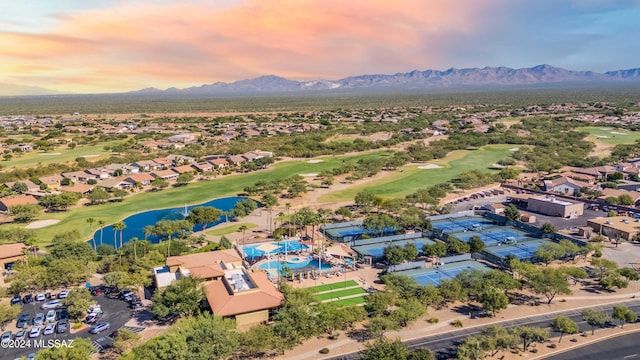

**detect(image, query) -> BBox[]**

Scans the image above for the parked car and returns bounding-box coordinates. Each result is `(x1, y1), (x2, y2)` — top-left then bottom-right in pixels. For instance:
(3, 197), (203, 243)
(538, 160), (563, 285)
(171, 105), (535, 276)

(35, 293), (46, 302)
(14, 329), (27, 341)
(10, 294), (21, 305)
(56, 319), (68, 333)
(22, 294), (33, 304)
(85, 314), (101, 324)
(33, 313), (44, 326)
(42, 300), (63, 310)
(43, 323), (55, 336)
(46, 310), (56, 323)
(44, 292), (52, 300)
(120, 290), (134, 300)
(1, 331), (12, 344)
(129, 301), (143, 310)
(16, 313), (30, 328)
(89, 322), (110, 334)
(57, 290), (69, 299)
(29, 326), (41, 338)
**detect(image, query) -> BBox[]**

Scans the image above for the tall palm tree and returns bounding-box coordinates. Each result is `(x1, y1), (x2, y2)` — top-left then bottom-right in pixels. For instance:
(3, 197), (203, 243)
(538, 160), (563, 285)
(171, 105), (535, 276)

(113, 222), (126, 250)
(238, 224), (248, 259)
(130, 237), (139, 262)
(98, 220), (106, 247)
(140, 239), (149, 257)
(86, 218), (96, 250)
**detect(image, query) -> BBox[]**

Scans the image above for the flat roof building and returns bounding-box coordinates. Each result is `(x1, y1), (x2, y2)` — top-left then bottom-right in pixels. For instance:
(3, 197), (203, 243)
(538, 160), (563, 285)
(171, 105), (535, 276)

(587, 216), (640, 241)
(526, 195), (584, 218)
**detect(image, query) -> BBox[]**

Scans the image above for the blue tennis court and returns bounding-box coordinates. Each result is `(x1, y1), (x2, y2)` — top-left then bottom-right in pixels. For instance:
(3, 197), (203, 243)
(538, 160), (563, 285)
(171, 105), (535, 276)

(353, 239), (436, 258)
(396, 260), (491, 287)
(431, 217), (493, 233)
(455, 229), (525, 246)
(487, 241), (546, 260)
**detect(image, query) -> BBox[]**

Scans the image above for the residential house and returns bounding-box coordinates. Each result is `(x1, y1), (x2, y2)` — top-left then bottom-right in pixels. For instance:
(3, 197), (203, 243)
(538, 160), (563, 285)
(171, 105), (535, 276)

(574, 166), (617, 180)
(3, 180), (40, 193)
(0, 243), (26, 270)
(152, 157), (173, 168)
(132, 160), (162, 172)
(61, 170), (96, 183)
(104, 163), (139, 175)
(59, 183), (93, 196)
(209, 158), (228, 168)
(151, 169), (179, 181)
(39, 174), (64, 190)
(0, 195), (39, 212)
(124, 173), (155, 187)
(599, 188), (640, 207)
(85, 168), (111, 180)
(172, 165), (195, 174)
(166, 132), (198, 144)
(228, 155), (246, 164)
(193, 162), (214, 173)
(98, 177), (132, 191)
(167, 154), (196, 165)
(543, 176), (590, 195)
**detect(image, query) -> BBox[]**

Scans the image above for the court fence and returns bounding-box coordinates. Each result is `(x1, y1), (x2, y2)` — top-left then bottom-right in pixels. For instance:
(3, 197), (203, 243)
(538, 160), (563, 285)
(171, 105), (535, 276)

(388, 260), (426, 273)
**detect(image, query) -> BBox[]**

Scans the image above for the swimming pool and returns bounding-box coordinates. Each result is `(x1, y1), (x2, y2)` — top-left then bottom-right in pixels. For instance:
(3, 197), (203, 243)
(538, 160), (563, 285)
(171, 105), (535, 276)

(258, 259), (333, 274)
(242, 240), (308, 260)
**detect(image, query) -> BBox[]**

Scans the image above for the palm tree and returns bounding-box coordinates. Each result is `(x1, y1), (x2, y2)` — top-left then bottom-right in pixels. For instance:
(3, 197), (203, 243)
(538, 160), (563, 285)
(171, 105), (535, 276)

(113, 222), (126, 251)
(238, 224), (248, 258)
(86, 218), (96, 250)
(140, 239), (149, 257)
(98, 220), (106, 247)
(130, 237), (139, 262)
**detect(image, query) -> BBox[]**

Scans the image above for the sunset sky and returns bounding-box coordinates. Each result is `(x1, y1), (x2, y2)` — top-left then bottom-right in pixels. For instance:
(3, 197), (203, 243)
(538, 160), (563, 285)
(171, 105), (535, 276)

(1, 0), (639, 94)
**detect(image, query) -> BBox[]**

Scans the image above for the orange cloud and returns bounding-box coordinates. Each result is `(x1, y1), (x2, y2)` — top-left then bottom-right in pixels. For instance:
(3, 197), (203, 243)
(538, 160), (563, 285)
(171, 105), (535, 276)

(0, 0), (509, 93)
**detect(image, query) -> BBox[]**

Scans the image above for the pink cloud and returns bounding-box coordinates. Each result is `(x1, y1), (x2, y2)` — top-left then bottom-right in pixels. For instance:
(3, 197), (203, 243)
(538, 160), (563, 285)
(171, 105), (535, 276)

(0, 0), (509, 93)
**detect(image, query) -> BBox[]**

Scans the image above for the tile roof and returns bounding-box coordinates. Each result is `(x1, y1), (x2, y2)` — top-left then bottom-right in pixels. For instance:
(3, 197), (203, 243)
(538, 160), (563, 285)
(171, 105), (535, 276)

(204, 270), (284, 316)
(0, 243), (26, 259)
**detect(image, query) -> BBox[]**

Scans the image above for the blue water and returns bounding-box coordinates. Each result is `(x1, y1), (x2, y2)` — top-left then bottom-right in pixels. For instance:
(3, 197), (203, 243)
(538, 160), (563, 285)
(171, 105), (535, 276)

(242, 240), (308, 260)
(258, 259), (333, 274)
(91, 197), (247, 248)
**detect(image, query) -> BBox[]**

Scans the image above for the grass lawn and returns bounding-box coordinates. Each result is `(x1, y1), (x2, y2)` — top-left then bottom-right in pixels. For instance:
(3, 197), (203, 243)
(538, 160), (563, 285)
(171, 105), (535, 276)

(579, 126), (640, 145)
(9, 151), (392, 242)
(312, 280), (359, 293)
(329, 296), (367, 307)
(319, 144), (516, 202)
(2, 141), (124, 169)
(316, 287), (366, 301)
(206, 223), (257, 236)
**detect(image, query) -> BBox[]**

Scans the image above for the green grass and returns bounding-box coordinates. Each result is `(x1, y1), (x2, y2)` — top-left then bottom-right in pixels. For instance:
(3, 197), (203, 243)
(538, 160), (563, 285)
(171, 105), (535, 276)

(320, 144), (517, 202)
(316, 287), (366, 301)
(579, 126), (640, 145)
(206, 223), (257, 236)
(2, 141), (123, 169)
(312, 280), (358, 293)
(6, 151), (392, 242)
(329, 296), (367, 307)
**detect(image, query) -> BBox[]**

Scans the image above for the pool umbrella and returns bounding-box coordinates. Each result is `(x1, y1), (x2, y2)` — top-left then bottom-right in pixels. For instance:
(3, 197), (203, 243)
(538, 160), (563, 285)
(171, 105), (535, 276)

(256, 243), (279, 269)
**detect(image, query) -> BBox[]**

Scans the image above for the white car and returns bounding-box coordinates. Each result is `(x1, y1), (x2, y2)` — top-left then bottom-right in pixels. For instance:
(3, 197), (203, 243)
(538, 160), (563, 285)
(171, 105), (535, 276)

(42, 300), (63, 310)
(43, 323), (55, 336)
(35, 293), (46, 302)
(46, 310), (56, 323)
(29, 326), (41, 338)
(58, 290), (69, 299)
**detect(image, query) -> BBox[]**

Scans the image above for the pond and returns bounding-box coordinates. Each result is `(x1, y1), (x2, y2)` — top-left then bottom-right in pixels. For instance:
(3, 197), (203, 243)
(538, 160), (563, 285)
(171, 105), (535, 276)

(91, 196), (247, 248)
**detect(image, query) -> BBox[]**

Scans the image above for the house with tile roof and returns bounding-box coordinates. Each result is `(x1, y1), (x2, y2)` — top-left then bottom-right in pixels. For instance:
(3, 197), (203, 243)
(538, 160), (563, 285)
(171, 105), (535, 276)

(154, 249), (283, 327)
(0, 195), (39, 212)
(0, 243), (26, 270)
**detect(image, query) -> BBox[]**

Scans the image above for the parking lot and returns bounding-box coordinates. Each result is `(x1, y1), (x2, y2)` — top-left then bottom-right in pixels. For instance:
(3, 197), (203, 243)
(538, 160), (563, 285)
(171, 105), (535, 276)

(2, 292), (137, 360)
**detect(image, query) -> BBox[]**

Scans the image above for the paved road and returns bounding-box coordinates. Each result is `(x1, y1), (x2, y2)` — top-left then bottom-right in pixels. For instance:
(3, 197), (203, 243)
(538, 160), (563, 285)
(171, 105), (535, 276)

(325, 300), (640, 360)
(2, 295), (133, 360)
(545, 332), (640, 360)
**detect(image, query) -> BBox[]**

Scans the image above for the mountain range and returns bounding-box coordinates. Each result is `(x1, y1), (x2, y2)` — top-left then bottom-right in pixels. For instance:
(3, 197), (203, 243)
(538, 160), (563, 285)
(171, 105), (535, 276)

(3, 64), (640, 96)
(132, 64), (640, 95)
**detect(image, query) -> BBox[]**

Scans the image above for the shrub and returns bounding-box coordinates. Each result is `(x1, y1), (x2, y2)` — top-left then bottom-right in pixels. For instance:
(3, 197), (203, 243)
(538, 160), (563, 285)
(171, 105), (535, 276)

(531, 348), (538, 353)
(548, 343), (557, 349)
(451, 320), (463, 328)
(319, 348), (330, 354)
(427, 317), (439, 324)
(570, 338), (578, 342)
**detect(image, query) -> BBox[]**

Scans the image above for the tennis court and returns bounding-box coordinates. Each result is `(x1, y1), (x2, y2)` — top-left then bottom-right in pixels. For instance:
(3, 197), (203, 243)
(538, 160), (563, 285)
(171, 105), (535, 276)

(396, 260), (490, 287)
(352, 238), (436, 258)
(486, 240), (550, 260)
(431, 217), (493, 233)
(455, 228), (528, 246)
(324, 224), (396, 241)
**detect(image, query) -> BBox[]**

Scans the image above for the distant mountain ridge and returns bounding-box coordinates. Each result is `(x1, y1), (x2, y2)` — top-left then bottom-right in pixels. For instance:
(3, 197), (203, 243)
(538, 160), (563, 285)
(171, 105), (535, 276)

(0, 83), (67, 96)
(133, 64), (640, 95)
